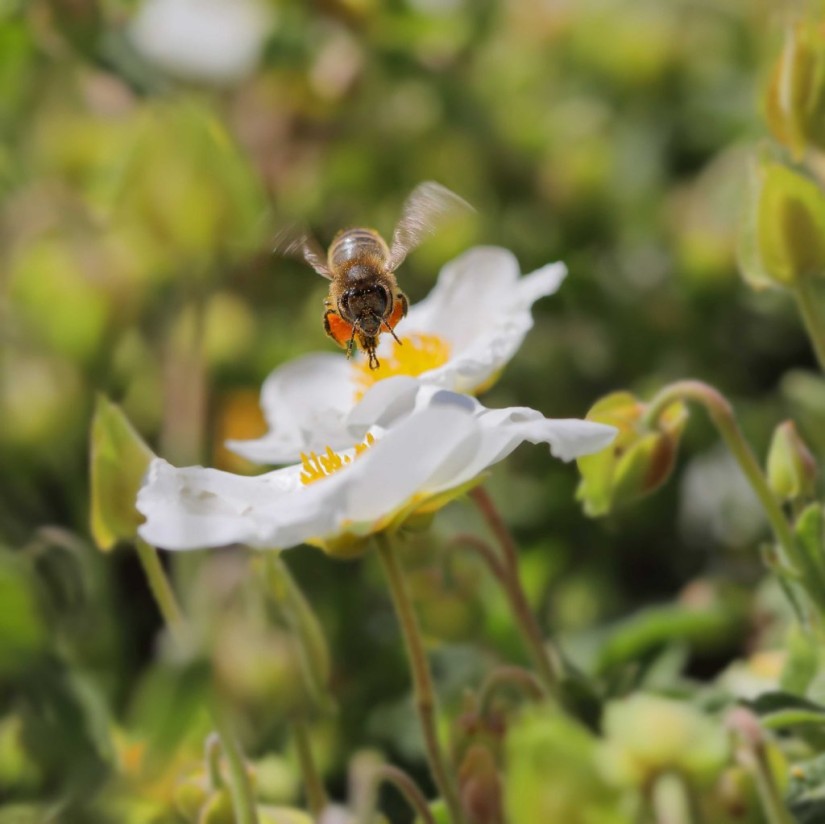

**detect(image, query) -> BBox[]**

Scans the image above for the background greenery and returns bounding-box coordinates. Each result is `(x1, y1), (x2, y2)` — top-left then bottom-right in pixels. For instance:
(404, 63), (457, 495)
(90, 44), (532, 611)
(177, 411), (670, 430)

(0, 0), (816, 821)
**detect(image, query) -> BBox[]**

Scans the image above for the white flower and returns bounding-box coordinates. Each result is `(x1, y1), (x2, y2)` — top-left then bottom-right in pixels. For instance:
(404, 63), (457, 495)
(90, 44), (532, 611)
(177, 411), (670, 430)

(137, 378), (615, 556)
(129, 0), (272, 85)
(228, 246), (567, 465)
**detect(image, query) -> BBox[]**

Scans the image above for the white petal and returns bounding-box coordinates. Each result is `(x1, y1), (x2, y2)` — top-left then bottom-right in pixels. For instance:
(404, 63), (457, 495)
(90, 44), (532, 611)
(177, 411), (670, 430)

(405, 249), (567, 393)
(226, 353), (356, 464)
(343, 405), (481, 523)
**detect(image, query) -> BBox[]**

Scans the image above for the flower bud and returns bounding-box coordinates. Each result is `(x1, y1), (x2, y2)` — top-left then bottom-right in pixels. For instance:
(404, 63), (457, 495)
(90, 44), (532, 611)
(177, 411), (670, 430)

(740, 158), (825, 289)
(505, 708), (629, 824)
(764, 22), (825, 159)
(212, 620), (309, 721)
(458, 744), (503, 824)
(767, 420), (817, 501)
(89, 395), (154, 551)
(576, 392), (686, 517)
(598, 694), (729, 790)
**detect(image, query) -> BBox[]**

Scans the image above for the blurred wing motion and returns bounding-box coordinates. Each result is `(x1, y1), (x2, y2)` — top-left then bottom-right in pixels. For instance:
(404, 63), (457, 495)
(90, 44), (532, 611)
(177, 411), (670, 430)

(387, 181), (474, 271)
(273, 223), (332, 279)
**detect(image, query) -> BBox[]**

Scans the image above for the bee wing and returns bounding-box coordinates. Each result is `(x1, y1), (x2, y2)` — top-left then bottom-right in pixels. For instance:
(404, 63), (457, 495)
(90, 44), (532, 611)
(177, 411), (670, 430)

(273, 223), (332, 280)
(387, 182), (474, 271)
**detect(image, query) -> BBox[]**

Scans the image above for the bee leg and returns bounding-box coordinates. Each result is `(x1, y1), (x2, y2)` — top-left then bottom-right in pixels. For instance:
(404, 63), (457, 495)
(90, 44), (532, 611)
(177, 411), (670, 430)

(324, 309), (356, 355)
(398, 292), (408, 317)
(346, 322), (359, 360)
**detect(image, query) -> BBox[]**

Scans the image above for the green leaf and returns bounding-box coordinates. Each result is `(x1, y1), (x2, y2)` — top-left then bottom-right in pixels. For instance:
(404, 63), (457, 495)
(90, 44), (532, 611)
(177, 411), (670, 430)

(781, 627), (821, 696)
(89, 395), (154, 552)
(596, 601), (745, 675)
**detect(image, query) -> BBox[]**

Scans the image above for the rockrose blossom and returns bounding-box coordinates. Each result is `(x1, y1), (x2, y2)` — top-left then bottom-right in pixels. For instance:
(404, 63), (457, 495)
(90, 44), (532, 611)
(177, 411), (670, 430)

(227, 246), (568, 466)
(137, 378), (616, 557)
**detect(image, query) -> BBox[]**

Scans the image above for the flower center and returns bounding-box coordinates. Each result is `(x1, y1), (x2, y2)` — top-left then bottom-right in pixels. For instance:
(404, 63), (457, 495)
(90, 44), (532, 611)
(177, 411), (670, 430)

(353, 333), (451, 398)
(299, 433), (376, 485)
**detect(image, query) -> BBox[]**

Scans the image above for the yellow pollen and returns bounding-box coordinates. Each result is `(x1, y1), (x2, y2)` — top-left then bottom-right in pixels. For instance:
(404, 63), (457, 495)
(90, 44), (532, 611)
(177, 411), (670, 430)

(353, 333), (451, 399)
(299, 433), (376, 485)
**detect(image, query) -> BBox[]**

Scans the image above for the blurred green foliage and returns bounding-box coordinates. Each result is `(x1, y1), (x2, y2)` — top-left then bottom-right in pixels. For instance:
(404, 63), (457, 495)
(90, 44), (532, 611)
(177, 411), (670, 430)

(1, 0), (821, 821)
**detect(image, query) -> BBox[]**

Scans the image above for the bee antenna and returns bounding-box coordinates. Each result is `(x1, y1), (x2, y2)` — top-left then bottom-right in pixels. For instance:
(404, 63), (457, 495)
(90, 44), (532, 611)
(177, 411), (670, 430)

(378, 315), (403, 346)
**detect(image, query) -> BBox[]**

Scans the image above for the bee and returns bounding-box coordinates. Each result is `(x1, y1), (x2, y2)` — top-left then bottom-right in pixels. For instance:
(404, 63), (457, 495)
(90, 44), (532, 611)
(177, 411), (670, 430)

(275, 181), (473, 369)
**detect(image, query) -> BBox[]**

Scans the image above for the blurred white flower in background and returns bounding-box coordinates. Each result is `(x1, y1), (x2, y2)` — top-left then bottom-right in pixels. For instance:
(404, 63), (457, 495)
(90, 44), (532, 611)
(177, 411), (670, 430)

(228, 246), (568, 465)
(678, 445), (766, 549)
(129, 0), (273, 85)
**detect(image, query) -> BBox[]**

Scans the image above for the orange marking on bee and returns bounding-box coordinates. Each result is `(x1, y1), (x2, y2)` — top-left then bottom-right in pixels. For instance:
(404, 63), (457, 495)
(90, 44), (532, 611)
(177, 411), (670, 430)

(324, 311), (354, 349)
(387, 296), (407, 331)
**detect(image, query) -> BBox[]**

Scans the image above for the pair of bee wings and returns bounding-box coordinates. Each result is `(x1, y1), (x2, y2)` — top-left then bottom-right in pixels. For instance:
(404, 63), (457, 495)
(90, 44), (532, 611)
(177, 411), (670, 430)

(274, 181), (474, 280)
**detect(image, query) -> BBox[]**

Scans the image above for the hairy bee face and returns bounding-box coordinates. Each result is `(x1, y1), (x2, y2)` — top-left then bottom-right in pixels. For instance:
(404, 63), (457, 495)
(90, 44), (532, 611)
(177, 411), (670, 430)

(339, 283), (391, 335)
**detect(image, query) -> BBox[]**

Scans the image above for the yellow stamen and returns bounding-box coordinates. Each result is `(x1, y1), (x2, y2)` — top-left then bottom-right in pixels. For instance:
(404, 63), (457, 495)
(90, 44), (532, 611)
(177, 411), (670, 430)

(353, 333), (451, 399)
(300, 433), (376, 485)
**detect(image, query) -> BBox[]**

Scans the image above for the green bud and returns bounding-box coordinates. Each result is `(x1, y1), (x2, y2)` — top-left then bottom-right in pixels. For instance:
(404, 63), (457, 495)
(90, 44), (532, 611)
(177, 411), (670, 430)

(767, 420), (817, 501)
(213, 619), (309, 719)
(765, 22), (825, 159)
(598, 694), (729, 789)
(740, 158), (825, 289)
(89, 395), (154, 551)
(197, 788), (235, 824)
(505, 707), (630, 824)
(173, 774), (210, 822)
(576, 392), (686, 517)
(458, 744), (503, 824)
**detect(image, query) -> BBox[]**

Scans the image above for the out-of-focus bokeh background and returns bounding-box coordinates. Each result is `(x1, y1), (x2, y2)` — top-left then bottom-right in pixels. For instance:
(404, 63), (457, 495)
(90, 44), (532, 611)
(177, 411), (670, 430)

(0, 0), (815, 820)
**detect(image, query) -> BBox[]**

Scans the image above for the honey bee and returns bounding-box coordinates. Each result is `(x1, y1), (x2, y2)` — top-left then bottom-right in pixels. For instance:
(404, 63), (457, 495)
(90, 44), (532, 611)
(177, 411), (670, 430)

(275, 181), (473, 369)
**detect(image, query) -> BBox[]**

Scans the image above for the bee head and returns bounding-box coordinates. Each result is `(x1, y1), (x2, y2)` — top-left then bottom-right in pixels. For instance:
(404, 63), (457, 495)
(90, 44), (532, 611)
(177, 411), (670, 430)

(340, 284), (390, 335)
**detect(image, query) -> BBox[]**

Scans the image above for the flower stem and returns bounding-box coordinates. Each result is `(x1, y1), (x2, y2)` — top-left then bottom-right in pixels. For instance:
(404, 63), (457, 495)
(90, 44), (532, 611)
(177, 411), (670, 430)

(749, 753), (795, 824)
(291, 720), (328, 818)
(477, 665), (546, 718)
(135, 538), (185, 636)
(469, 487), (563, 691)
(792, 277), (825, 373)
(134, 538), (259, 824)
(643, 383), (797, 567)
(374, 533), (465, 824)
(212, 706), (260, 824)
(366, 765), (437, 824)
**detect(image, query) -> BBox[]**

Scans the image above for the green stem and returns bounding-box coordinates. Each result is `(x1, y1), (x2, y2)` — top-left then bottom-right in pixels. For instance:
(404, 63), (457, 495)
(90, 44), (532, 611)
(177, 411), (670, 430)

(477, 666), (546, 718)
(739, 745), (795, 824)
(643, 383), (796, 567)
(368, 765), (437, 824)
(292, 720), (328, 819)
(469, 487), (563, 691)
(135, 538), (185, 636)
(792, 277), (825, 373)
(374, 533), (465, 824)
(212, 706), (260, 824)
(644, 381), (825, 625)
(135, 538), (259, 824)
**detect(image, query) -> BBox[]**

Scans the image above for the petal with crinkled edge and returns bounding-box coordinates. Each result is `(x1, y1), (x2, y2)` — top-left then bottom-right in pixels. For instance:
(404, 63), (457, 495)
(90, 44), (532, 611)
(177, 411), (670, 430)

(138, 388), (616, 555)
